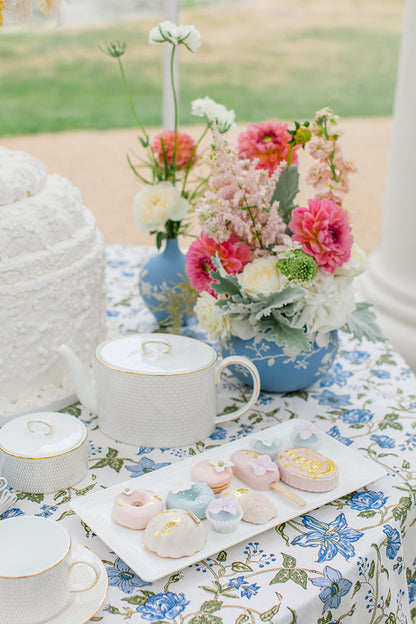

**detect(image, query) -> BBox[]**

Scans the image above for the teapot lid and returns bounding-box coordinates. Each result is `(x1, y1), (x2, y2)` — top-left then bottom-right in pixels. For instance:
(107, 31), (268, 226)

(96, 333), (217, 375)
(0, 412), (87, 458)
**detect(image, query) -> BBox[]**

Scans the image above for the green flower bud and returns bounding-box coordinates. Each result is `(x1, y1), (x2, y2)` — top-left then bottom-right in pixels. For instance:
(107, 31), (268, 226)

(277, 248), (317, 283)
(294, 125), (312, 145)
(101, 41), (126, 58)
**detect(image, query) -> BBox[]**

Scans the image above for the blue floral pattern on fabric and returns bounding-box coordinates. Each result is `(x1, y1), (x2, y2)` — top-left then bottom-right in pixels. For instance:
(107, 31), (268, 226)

(107, 558), (150, 593)
(292, 513), (364, 561)
(9, 245), (415, 624)
(310, 566), (352, 613)
(136, 592), (189, 620)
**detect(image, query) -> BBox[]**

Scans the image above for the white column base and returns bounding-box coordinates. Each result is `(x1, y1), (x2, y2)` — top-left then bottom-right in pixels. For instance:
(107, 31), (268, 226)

(357, 249), (416, 372)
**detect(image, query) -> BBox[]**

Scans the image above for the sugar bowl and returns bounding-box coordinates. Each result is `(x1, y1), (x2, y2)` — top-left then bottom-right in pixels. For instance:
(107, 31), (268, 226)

(0, 412), (88, 493)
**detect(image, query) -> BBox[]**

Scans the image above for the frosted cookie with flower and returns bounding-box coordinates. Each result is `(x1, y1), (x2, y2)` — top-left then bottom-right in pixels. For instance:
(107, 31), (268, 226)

(191, 459), (234, 494)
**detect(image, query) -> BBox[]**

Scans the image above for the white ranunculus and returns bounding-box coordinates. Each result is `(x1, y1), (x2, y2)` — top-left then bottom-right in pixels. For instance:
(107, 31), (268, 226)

(149, 21), (201, 52)
(132, 182), (189, 232)
(191, 96), (236, 133)
(239, 257), (282, 297)
(290, 271), (356, 335)
(194, 292), (231, 340)
(334, 243), (367, 278)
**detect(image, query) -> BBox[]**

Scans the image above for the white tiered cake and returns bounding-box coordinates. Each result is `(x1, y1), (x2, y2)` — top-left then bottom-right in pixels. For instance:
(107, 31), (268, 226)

(0, 147), (107, 417)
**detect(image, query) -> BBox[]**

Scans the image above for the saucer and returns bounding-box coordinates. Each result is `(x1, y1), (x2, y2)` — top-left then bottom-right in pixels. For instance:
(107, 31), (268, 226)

(47, 543), (108, 624)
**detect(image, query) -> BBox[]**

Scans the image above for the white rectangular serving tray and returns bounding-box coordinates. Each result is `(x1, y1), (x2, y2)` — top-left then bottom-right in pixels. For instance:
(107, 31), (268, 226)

(71, 420), (386, 582)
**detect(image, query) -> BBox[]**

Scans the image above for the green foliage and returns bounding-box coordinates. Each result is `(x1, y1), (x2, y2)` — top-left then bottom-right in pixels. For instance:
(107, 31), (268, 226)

(342, 301), (386, 343)
(210, 258), (311, 351)
(271, 165), (300, 227)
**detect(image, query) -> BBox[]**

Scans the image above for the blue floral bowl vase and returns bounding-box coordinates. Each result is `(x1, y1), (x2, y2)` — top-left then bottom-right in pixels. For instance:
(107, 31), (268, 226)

(139, 238), (197, 330)
(219, 331), (339, 392)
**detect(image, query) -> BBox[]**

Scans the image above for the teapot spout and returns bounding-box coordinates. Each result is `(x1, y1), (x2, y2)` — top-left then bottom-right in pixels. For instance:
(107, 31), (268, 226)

(57, 345), (98, 414)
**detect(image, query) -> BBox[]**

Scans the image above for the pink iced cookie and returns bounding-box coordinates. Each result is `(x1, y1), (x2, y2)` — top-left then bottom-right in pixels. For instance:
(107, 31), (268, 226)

(112, 488), (163, 529)
(276, 448), (339, 493)
(231, 450), (306, 507)
(191, 459), (233, 494)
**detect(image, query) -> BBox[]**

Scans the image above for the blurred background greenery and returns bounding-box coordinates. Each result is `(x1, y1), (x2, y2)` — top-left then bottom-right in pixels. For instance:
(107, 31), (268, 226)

(0, 0), (405, 137)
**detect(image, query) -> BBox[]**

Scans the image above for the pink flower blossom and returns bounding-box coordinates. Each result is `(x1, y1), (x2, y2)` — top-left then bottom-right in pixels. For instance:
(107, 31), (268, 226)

(237, 120), (299, 175)
(151, 130), (197, 169)
(289, 198), (353, 273)
(186, 232), (250, 295)
(248, 455), (278, 476)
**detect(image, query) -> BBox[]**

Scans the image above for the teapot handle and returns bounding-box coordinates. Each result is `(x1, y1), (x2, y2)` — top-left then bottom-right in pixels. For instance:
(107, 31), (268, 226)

(215, 356), (260, 424)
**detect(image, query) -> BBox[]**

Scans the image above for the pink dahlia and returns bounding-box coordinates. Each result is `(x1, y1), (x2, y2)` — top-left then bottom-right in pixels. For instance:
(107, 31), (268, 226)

(289, 198), (353, 273)
(237, 120), (299, 175)
(151, 130), (197, 169)
(186, 233), (251, 296)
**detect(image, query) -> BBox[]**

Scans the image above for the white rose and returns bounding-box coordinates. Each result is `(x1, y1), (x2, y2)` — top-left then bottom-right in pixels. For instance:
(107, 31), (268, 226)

(191, 96), (236, 133)
(149, 21), (201, 52)
(239, 257), (282, 296)
(334, 243), (367, 278)
(195, 292), (231, 340)
(132, 182), (189, 232)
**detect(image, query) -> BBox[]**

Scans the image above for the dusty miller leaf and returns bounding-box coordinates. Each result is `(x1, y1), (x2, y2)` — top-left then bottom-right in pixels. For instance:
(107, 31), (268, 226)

(342, 302), (385, 343)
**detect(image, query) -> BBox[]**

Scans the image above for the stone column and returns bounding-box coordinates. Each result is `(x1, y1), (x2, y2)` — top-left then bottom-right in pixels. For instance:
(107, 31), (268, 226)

(358, 0), (416, 371)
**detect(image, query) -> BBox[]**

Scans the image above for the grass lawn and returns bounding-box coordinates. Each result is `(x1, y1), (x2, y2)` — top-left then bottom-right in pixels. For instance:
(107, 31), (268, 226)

(0, 0), (405, 136)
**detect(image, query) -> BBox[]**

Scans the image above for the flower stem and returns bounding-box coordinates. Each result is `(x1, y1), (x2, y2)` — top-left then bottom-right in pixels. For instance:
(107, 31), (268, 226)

(181, 123), (209, 196)
(170, 44), (179, 183)
(117, 57), (149, 143)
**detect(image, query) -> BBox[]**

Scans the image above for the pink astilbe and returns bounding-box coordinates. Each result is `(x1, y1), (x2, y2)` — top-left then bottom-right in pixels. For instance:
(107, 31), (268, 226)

(237, 120), (299, 175)
(151, 130), (197, 169)
(289, 198), (353, 273)
(186, 232), (250, 296)
(196, 130), (286, 254)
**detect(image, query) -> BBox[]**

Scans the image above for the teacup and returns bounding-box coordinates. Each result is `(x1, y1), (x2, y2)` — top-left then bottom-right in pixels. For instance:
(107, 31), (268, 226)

(0, 515), (101, 624)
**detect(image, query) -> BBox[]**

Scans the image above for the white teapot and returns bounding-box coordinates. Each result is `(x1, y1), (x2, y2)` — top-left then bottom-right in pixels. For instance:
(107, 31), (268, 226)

(58, 333), (260, 448)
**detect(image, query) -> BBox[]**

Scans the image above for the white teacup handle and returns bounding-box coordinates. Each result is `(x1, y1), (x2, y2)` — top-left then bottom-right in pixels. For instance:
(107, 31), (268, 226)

(68, 550), (101, 593)
(215, 355), (261, 424)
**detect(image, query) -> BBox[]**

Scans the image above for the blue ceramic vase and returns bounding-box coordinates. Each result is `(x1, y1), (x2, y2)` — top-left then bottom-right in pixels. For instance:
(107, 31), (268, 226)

(220, 331), (339, 392)
(138, 238), (196, 329)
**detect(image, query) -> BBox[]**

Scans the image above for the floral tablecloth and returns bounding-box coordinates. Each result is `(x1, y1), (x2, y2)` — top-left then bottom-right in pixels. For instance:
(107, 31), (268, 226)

(3, 244), (416, 624)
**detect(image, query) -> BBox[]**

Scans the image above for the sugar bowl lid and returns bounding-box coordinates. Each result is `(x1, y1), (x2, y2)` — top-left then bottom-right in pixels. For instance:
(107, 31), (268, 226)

(95, 333), (217, 375)
(0, 412), (87, 458)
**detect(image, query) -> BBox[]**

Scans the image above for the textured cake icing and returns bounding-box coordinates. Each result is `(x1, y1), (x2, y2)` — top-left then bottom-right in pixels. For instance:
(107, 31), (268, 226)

(0, 147), (107, 416)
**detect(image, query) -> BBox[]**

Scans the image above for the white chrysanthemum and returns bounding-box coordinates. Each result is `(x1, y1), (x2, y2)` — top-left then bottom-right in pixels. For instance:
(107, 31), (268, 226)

(289, 271), (356, 336)
(132, 182), (188, 232)
(149, 21), (201, 53)
(195, 292), (231, 340)
(191, 96), (236, 133)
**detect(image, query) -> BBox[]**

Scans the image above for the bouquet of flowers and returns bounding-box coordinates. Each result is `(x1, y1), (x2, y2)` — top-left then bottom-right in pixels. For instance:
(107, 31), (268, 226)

(186, 108), (383, 355)
(103, 21), (236, 250)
